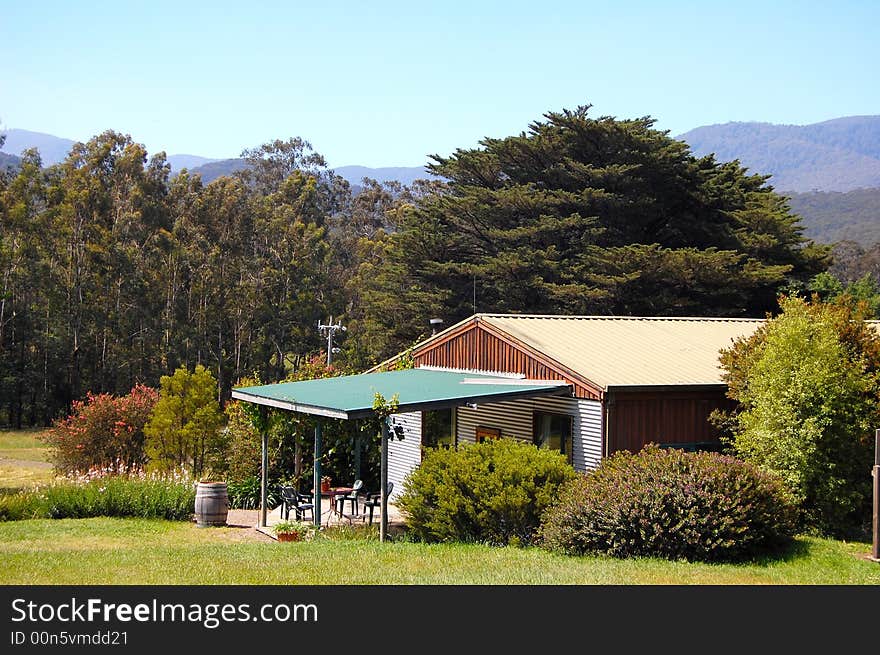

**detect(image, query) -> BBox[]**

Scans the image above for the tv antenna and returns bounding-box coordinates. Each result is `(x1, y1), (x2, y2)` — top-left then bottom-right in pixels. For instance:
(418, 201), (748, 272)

(473, 273), (477, 314)
(317, 316), (346, 365)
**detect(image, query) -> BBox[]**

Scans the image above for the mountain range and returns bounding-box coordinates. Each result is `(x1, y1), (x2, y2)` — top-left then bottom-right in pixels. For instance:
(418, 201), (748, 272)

(0, 129), (433, 188)
(3, 117), (880, 242)
(678, 116), (880, 193)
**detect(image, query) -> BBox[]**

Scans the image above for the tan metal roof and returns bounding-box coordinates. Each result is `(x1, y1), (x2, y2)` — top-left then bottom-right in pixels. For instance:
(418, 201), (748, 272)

(480, 314), (765, 389)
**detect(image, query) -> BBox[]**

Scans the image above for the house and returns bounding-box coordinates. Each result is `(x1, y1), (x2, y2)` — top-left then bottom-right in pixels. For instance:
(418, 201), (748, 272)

(381, 314), (764, 498)
(231, 312), (766, 536)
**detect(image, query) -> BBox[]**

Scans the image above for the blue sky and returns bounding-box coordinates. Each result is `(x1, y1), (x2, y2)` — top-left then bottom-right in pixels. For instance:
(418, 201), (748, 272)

(1, 1), (878, 167)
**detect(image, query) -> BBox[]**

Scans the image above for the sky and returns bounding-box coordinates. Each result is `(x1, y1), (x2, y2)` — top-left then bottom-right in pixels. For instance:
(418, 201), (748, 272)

(1, 0), (878, 168)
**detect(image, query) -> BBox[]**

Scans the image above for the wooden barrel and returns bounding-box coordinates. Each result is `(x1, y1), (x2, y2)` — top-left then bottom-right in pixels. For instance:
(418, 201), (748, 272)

(194, 482), (229, 527)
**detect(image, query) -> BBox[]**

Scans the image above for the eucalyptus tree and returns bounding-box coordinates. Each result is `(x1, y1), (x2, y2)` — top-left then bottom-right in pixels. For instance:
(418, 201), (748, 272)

(48, 131), (171, 405)
(0, 149), (52, 425)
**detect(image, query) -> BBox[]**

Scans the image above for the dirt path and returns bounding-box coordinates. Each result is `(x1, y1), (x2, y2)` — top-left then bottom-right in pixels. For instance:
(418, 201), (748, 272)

(210, 509), (274, 542)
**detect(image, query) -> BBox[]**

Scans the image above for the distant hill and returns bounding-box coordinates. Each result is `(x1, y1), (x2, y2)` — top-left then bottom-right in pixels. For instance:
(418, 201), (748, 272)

(787, 187), (880, 244)
(677, 116), (880, 192)
(333, 165), (432, 187)
(1, 129), (219, 173)
(187, 160), (433, 187)
(1, 129), (75, 166)
(0, 151), (20, 172)
(187, 161), (433, 187)
(185, 158), (249, 181)
(167, 154), (218, 171)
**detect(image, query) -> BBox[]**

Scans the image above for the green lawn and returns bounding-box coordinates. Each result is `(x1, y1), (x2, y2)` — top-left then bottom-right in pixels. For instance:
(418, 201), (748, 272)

(1, 428), (877, 585)
(0, 517), (877, 585)
(0, 428), (56, 489)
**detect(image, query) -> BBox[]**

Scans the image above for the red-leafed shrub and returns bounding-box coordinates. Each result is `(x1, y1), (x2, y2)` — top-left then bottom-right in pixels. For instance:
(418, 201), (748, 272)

(43, 385), (159, 476)
(539, 445), (798, 562)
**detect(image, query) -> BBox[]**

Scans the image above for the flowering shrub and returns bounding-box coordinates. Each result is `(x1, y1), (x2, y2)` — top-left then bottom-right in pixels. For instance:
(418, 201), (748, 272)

(43, 385), (159, 476)
(0, 471), (196, 521)
(539, 445), (798, 562)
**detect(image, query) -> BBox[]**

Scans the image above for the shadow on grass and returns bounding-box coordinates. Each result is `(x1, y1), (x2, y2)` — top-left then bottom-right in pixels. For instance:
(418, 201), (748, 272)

(740, 537), (813, 566)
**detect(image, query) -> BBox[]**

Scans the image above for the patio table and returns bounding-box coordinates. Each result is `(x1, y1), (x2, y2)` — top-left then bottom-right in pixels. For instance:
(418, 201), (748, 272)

(311, 486), (354, 524)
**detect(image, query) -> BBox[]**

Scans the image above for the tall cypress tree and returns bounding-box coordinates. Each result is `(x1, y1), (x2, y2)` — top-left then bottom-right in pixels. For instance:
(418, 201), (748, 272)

(361, 105), (829, 357)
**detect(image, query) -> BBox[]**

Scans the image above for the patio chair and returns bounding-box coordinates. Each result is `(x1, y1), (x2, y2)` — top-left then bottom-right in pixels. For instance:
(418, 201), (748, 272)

(280, 486), (314, 522)
(280, 486), (296, 520)
(334, 479), (364, 517)
(362, 481), (394, 525)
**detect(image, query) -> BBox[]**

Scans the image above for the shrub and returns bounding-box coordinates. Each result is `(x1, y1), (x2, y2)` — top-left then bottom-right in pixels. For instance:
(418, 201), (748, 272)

(396, 438), (577, 546)
(227, 476), (281, 510)
(0, 490), (45, 521)
(145, 364), (226, 479)
(718, 295), (879, 538)
(539, 445), (798, 562)
(223, 399), (262, 483)
(43, 385), (159, 476)
(0, 474), (196, 522)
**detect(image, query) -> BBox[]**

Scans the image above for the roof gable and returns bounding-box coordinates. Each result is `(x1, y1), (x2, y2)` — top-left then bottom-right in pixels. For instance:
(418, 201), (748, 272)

(411, 317), (603, 399)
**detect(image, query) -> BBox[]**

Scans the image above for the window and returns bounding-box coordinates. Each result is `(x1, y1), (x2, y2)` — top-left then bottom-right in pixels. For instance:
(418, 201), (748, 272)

(423, 408), (455, 448)
(475, 426), (501, 443)
(533, 412), (573, 463)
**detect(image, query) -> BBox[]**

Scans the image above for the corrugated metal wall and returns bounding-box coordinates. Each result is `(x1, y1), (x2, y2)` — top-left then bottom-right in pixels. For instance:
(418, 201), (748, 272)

(606, 390), (734, 454)
(387, 411), (422, 500)
(455, 395), (603, 471)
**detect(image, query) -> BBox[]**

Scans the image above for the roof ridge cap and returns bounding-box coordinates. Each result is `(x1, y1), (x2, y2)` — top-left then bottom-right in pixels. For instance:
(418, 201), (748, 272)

(483, 314), (766, 322)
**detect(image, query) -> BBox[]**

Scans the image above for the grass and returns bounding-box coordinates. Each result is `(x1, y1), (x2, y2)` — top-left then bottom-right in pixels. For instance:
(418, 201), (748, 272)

(0, 427), (876, 585)
(0, 517), (877, 585)
(0, 428), (57, 489)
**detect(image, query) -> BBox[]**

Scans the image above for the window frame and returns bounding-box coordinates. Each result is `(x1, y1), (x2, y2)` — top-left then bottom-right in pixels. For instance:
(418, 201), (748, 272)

(532, 411), (574, 464)
(422, 407), (456, 449)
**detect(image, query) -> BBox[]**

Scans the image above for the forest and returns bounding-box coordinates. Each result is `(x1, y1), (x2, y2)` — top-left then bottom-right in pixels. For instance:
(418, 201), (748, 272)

(0, 105), (832, 428)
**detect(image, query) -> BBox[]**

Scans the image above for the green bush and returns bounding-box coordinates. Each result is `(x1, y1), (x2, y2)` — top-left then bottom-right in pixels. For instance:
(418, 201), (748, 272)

(0, 490), (45, 521)
(718, 296), (879, 539)
(0, 475), (196, 521)
(227, 476), (281, 510)
(539, 445), (798, 562)
(396, 438), (577, 546)
(145, 364), (226, 479)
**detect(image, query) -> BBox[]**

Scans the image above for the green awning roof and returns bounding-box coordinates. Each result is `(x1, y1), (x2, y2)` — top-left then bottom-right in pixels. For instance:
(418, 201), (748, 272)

(230, 368), (572, 419)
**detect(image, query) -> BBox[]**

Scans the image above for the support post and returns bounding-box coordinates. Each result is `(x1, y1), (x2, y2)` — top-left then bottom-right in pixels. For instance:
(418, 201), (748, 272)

(872, 429), (879, 562)
(314, 420), (322, 528)
(259, 407), (268, 528)
(380, 419), (389, 543)
(353, 429), (362, 481)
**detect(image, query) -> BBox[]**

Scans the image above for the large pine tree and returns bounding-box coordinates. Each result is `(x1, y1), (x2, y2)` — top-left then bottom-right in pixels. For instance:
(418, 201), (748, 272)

(360, 105), (829, 357)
